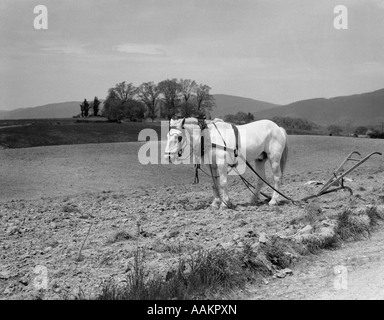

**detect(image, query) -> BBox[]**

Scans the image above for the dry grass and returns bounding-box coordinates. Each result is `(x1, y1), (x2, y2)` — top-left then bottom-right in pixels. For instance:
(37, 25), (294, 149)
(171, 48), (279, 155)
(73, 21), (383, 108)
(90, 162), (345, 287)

(96, 246), (256, 300)
(106, 230), (135, 244)
(335, 209), (370, 241)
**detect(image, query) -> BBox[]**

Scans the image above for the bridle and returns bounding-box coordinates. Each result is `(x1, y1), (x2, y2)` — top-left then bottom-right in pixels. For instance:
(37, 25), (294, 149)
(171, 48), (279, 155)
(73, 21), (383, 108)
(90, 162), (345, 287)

(166, 118), (207, 161)
(166, 126), (186, 158)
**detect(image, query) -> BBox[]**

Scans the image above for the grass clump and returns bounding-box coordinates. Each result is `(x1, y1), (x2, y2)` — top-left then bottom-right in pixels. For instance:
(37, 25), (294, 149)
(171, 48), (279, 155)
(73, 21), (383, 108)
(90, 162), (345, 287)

(62, 204), (80, 214)
(107, 230), (135, 244)
(365, 206), (384, 227)
(334, 209), (370, 241)
(97, 245), (260, 300)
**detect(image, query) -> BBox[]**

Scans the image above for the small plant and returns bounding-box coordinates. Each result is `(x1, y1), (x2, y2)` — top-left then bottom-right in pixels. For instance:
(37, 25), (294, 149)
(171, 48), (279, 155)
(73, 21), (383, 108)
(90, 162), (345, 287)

(62, 204), (80, 214)
(335, 209), (370, 241)
(107, 230), (134, 244)
(304, 203), (323, 226)
(366, 206), (384, 227)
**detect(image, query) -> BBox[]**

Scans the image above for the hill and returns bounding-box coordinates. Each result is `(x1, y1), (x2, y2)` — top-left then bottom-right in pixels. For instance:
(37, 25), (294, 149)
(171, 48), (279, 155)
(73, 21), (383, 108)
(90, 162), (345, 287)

(253, 89), (384, 126)
(211, 94), (280, 118)
(1, 89), (384, 127)
(0, 101), (83, 119)
(0, 95), (279, 120)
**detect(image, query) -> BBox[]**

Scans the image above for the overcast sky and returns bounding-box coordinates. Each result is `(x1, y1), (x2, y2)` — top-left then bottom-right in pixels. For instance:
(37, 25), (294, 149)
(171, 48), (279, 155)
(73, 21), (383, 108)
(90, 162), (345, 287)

(1, 0), (384, 110)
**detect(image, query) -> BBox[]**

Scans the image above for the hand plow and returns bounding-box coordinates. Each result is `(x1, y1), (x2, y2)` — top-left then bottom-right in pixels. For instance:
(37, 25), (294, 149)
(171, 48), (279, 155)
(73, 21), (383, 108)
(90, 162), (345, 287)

(301, 151), (382, 202)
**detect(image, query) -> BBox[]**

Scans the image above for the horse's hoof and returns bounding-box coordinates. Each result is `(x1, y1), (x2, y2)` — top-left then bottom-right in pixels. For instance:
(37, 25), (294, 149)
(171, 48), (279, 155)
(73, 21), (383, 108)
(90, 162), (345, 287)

(211, 203), (220, 210)
(268, 200), (278, 206)
(220, 202), (234, 210)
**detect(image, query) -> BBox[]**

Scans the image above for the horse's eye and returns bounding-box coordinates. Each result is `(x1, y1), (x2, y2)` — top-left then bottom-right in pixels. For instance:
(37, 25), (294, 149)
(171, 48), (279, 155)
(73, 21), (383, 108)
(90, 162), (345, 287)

(178, 136), (182, 142)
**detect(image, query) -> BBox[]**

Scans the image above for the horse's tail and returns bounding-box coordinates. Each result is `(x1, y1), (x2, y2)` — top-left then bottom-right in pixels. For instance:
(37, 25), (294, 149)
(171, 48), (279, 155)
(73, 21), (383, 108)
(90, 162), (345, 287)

(279, 127), (288, 174)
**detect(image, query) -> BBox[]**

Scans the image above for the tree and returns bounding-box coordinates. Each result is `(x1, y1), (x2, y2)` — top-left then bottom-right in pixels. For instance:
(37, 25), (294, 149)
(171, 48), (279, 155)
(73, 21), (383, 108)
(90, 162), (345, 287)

(138, 82), (161, 122)
(354, 126), (368, 135)
(327, 124), (343, 136)
(102, 90), (121, 120)
(179, 79), (197, 117)
(80, 98), (90, 117)
(158, 79), (182, 120)
(223, 114), (237, 123)
(224, 111), (254, 124)
(195, 84), (215, 117)
(121, 100), (147, 121)
(93, 96), (101, 116)
(271, 116), (318, 131)
(103, 82), (138, 121)
(109, 81), (137, 102)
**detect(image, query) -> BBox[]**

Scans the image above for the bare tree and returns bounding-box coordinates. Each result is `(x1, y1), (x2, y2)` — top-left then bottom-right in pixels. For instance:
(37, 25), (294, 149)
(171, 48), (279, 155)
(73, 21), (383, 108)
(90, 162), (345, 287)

(158, 79), (182, 120)
(104, 82), (137, 121)
(109, 81), (137, 102)
(138, 82), (161, 122)
(196, 84), (215, 117)
(179, 79), (197, 117)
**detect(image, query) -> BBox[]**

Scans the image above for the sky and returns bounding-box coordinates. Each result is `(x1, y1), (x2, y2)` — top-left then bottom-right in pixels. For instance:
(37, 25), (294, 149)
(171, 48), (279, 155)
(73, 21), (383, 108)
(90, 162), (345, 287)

(1, 0), (384, 110)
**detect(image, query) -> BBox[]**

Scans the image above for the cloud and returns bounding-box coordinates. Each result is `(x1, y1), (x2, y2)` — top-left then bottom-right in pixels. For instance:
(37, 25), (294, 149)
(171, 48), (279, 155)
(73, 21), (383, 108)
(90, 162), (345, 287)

(114, 43), (166, 56)
(375, 0), (384, 8)
(353, 62), (384, 76)
(41, 44), (88, 55)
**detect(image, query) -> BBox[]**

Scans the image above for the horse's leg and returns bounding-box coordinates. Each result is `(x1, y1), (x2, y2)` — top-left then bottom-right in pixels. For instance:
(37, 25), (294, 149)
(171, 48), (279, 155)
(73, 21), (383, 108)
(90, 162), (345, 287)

(210, 165), (221, 209)
(249, 158), (267, 204)
(268, 157), (283, 206)
(217, 163), (231, 209)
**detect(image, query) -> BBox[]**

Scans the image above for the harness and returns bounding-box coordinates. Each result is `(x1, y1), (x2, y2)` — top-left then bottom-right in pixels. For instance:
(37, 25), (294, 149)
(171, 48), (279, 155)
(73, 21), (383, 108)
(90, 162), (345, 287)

(193, 118), (239, 184)
(211, 122), (239, 162)
(168, 117), (296, 207)
(196, 119), (296, 205)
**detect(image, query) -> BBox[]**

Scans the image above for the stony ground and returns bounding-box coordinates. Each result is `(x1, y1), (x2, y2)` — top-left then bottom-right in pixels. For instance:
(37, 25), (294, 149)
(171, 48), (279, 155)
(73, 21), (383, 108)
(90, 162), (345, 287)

(0, 136), (383, 299)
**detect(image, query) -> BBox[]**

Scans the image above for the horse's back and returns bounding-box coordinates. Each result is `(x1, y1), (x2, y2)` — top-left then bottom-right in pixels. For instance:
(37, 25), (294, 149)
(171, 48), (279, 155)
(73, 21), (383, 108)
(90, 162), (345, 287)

(238, 119), (285, 141)
(237, 119), (287, 159)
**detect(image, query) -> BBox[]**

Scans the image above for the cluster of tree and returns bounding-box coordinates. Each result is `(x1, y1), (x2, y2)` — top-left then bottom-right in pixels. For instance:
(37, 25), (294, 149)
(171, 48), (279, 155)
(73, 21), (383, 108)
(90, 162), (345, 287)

(355, 126), (384, 138)
(327, 124), (343, 136)
(272, 116), (319, 131)
(369, 131), (384, 139)
(327, 125), (384, 137)
(102, 79), (215, 122)
(80, 97), (101, 117)
(223, 112), (254, 124)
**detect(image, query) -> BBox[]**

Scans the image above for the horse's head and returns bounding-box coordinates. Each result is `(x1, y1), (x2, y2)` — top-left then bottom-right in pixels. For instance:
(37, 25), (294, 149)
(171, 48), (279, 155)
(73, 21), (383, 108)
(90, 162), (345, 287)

(164, 118), (186, 163)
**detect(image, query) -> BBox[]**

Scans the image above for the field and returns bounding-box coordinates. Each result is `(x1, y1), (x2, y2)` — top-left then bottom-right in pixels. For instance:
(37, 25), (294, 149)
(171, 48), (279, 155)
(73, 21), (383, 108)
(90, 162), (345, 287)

(0, 118), (332, 150)
(0, 134), (384, 300)
(0, 119), (162, 149)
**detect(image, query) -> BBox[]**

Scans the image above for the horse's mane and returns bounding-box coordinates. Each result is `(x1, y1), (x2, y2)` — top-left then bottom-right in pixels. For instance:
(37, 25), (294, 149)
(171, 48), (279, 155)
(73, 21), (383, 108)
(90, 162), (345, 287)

(173, 117), (225, 128)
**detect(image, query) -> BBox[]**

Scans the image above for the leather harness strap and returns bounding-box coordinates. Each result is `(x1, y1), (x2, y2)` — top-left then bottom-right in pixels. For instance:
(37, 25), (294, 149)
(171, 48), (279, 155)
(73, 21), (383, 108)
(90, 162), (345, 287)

(211, 121), (239, 159)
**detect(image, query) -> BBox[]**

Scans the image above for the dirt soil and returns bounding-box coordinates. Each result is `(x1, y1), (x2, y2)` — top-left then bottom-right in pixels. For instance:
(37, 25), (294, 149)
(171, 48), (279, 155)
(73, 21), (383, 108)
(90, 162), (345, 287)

(0, 136), (383, 300)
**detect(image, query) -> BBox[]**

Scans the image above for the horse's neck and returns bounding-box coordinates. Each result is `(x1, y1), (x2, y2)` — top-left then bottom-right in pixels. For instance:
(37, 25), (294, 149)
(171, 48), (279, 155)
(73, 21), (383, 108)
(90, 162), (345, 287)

(184, 123), (208, 156)
(183, 123), (200, 136)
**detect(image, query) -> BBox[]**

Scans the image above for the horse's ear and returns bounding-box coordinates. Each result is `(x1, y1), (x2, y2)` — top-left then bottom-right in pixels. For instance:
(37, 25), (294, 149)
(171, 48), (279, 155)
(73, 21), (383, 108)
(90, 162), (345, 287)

(181, 118), (185, 128)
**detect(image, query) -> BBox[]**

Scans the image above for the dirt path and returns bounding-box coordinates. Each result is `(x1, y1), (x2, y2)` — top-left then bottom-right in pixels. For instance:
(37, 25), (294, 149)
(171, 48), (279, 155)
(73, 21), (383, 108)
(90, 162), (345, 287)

(245, 226), (384, 300)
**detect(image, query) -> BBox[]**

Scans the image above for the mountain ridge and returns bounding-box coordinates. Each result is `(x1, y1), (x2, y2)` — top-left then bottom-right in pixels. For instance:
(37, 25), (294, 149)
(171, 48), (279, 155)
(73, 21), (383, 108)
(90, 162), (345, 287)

(1, 88), (383, 126)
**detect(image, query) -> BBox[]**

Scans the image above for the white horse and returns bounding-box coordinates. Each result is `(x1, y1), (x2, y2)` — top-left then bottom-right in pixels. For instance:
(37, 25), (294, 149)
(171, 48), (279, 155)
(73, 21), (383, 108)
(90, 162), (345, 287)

(164, 117), (288, 209)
